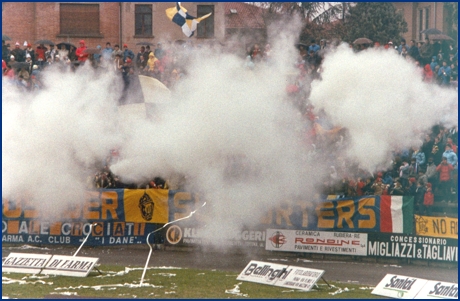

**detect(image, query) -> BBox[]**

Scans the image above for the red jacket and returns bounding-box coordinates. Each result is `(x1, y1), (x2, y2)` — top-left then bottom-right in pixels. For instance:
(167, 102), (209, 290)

(35, 46), (47, 61)
(436, 163), (454, 182)
(76, 41), (89, 62)
(423, 189), (434, 206)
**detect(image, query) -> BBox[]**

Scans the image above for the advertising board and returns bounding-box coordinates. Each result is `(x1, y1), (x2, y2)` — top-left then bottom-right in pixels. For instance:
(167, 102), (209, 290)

(414, 280), (459, 299)
(367, 233), (458, 262)
(372, 274), (428, 299)
(265, 229), (368, 256)
(2, 252), (52, 274)
(165, 225), (265, 248)
(415, 215), (458, 239)
(236, 260), (324, 291)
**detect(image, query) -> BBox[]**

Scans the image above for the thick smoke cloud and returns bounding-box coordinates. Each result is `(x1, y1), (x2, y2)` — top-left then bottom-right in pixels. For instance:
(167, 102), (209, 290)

(2, 18), (457, 244)
(309, 45), (458, 172)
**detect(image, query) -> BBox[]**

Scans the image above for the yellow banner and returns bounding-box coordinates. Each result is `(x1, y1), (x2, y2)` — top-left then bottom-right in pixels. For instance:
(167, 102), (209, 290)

(123, 189), (169, 223)
(415, 215), (458, 239)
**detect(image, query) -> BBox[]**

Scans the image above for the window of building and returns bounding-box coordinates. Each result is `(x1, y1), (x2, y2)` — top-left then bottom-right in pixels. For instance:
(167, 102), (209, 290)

(424, 7), (430, 31)
(197, 5), (214, 38)
(60, 4), (100, 36)
(135, 4), (152, 36)
(418, 9), (423, 41)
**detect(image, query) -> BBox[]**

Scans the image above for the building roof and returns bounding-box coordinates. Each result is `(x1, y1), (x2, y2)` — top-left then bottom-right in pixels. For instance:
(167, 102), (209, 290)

(224, 2), (266, 29)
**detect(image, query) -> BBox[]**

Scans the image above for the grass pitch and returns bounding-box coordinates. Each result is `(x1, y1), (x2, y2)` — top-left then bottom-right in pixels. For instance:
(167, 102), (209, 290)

(2, 264), (385, 299)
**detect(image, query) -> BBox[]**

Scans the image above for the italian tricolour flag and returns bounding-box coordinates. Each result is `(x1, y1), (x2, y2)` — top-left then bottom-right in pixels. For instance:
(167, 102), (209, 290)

(380, 195), (414, 233)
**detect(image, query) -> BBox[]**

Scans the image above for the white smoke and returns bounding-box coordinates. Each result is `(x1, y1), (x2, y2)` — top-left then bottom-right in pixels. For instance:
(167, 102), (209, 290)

(310, 45), (458, 172)
(2, 20), (457, 246)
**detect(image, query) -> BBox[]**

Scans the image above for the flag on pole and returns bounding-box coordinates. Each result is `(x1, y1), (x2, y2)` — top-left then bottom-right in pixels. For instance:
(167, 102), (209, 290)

(165, 2), (212, 38)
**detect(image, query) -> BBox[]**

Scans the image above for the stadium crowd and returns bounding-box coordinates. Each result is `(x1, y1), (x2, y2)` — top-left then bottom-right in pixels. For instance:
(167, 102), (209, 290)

(2, 36), (458, 217)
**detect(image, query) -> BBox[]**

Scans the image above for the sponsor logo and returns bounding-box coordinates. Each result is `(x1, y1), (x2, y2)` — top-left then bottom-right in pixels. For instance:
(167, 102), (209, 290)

(138, 192), (154, 221)
(269, 231), (286, 248)
(243, 263), (291, 281)
(295, 237), (361, 246)
(384, 275), (417, 296)
(166, 225), (182, 245)
(415, 216), (429, 234)
(428, 283), (459, 298)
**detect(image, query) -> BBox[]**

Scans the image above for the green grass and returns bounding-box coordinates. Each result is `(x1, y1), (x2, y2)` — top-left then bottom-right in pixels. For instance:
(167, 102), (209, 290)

(2, 265), (385, 299)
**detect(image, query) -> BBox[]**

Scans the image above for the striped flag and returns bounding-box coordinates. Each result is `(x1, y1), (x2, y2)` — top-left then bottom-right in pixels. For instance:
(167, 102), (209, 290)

(165, 2), (212, 38)
(380, 195), (414, 233)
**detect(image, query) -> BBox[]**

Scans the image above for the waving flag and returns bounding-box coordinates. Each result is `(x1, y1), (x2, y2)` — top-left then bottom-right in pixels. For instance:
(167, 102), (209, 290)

(165, 2), (212, 38)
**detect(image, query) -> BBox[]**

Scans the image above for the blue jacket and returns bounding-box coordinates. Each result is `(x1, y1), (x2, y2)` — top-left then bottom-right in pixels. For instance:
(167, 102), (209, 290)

(412, 151), (425, 166)
(438, 66), (451, 85)
(308, 44), (320, 53)
(123, 49), (135, 61)
(442, 149), (458, 169)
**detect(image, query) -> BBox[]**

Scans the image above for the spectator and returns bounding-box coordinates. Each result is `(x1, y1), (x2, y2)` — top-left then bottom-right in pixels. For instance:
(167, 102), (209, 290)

(25, 53), (33, 74)
(398, 39), (407, 54)
(431, 136), (445, 165)
(122, 44), (135, 62)
(17, 66), (30, 87)
(111, 44), (122, 60)
(446, 137), (457, 154)
(10, 42), (25, 62)
(356, 178), (365, 196)
(45, 44), (57, 61)
(390, 181), (404, 195)
(136, 46), (146, 69)
(417, 169), (428, 187)
(101, 42), (113, 62)
(2, 39), (10, 63)
(143, 45), (152, 63)
(399, 160), (410, 188)
(76, 40), (89, 62)
(425, 156), (438, 187)
(421, 183), (434, 215)
(154, 42), (165, 60)
(24, 43), (35, 62)
(8, 54), (16, 68)
(308, 39), (320, 53)
(68, 45), (77, 62)
(4, 62), (15, 80)
(408, 158), (418, 178)
(58, 44), (68, 61)
(411, 147), (426, 168)
(407, 177), (417, 196)
(414, 181), (426, 213)
(430, 56), (438, 74)
(443, 144), (458, 169)
(145, 52), (158, 75)
(407, 39), (419, 61)
(371, 177), (386, 195)
(423, 64), (434, 83)
(113, 53), (123, 72)
(400, 45), (408, 58)
(436, 157), (454, 202)
(93, 45), (102, 64)
(419, 37), (433, 65)
(438, 60), (451, 86)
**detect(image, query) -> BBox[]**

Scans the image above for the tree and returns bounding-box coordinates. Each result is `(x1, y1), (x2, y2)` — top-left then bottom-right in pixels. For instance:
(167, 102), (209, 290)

(344, 3), (408, 44)
(444, 2), (458, 44)
(253, 2), (351, 42)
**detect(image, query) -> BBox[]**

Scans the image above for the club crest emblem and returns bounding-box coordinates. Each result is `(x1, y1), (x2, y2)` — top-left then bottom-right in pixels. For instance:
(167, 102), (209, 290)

(139, 192), (154, 221)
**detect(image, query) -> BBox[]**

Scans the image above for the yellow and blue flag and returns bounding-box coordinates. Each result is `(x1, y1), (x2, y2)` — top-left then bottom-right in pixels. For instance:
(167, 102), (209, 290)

(165, 2), (212, 38)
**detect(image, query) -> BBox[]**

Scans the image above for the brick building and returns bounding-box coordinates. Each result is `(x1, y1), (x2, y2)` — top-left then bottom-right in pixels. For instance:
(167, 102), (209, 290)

(2, 2), (230, 49)
(392, 2), (455, 43)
